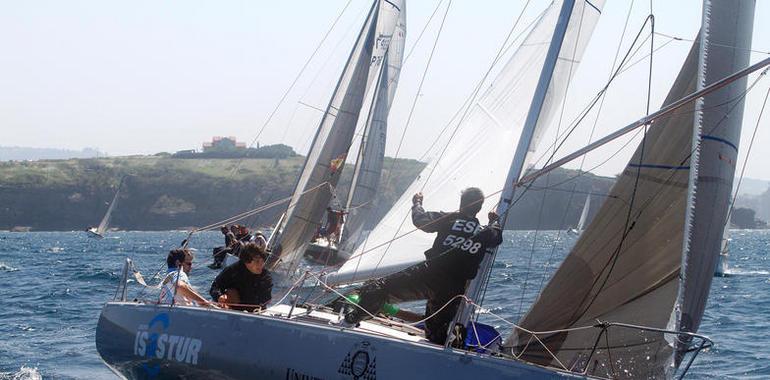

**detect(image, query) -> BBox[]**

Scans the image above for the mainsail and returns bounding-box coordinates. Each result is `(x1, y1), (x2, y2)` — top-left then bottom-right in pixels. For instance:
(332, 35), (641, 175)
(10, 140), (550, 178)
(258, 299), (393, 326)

(268, 0), (404, 276)
(96, 177), (124, 235)
(328, 0), (604, 286)
(509, 1), (754, 378)
(340, 5), (407, 254)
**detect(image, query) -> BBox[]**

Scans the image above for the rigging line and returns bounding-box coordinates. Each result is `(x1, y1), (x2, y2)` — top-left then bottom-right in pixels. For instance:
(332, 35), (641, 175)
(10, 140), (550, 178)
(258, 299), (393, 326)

(529, 0), (638, 301)
(227, 0), (354, 178)
(571, 14), (656, 321)
(571, 70), (768, 258)
(540, 86), (763, 191)
(726, 85), (770, 227)
(364, 0), (456, 276)
(369, 0), (540, 277)
(416, 4), (546, 164)
(570, 70), (767, 323)
(375, 0), (452, 205)
(654, 31), (770, 55)
(511, 0), (589, 319)
(526, 15), (657, 174)
(329, 70), (766, 284)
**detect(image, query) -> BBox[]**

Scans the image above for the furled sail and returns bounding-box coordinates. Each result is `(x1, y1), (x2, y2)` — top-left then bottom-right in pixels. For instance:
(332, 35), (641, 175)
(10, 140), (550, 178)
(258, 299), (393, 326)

(509, 1), (754, 377)
(97, 177), (124, 235)
(328, 0), (604, 286)
(340, 5), (407, 254)
(677, 0), (754, 360)
(268, 0), (404, 276)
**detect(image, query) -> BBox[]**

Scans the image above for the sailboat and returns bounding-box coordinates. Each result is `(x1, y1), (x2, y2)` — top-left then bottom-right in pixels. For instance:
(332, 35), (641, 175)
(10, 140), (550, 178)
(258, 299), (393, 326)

(94, 0), (768, 378)
(304, 3), (407, 266)
(568, 193), (591, 235)
(264, 0), (405, 279)
(714, 224), (730, 277)
(86, 177), (124, 239)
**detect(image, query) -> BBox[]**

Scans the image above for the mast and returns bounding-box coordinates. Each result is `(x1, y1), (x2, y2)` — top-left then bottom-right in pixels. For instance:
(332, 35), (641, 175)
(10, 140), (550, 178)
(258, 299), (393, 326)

(453, 0), (577, 336)
(340, 52), (388, 243)
(266, 0), (381, 272)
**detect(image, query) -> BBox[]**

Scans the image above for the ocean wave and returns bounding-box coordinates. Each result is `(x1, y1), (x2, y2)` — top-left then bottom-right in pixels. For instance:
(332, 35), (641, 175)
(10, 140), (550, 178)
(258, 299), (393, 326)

(0, 262), (18, 272)
(0, 367), (42, 380)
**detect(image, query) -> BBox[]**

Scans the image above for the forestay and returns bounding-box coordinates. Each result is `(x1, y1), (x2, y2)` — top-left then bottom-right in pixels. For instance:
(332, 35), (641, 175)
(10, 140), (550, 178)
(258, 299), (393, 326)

(268, 0), (404, 276)
(509, 1), (753, 377)
(341, 5), (407, 254)
(328, 0), (604, 286)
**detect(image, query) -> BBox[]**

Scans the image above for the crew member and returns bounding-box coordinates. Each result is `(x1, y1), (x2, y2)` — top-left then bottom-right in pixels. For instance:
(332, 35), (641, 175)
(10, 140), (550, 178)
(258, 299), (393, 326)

(210, 242), (273, 311)
(159, 248), (213, 307)
(343, 188), (503, 345)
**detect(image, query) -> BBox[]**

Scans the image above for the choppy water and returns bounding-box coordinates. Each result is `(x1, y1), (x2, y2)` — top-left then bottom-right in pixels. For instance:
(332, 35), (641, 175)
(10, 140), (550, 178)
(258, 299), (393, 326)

(0, 230), (768, 379)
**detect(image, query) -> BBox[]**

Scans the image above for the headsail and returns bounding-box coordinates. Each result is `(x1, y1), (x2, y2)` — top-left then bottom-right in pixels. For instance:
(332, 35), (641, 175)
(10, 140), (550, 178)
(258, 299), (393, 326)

(268, 0), (404, 276)
(509, 1), (754, 377)
(97, 177), (124, 235)
(328, 0), (604, 286)
(340, 5), (407, 254)
(677, 0), (754, 360)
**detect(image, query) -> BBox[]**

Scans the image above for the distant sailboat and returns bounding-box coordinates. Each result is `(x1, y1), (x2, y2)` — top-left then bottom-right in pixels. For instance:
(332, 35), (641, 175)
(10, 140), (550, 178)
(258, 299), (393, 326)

(305, 5), (407, 266)
(714, 214), (731, 277)
(86, 177), (124, 239)
(568, 193), (590, 235)
(266, 0), (405, 279)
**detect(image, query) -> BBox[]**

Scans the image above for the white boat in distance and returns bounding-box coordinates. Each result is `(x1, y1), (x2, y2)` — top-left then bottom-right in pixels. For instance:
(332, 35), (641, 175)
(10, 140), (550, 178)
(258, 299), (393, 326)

(86, 177), (124, 239)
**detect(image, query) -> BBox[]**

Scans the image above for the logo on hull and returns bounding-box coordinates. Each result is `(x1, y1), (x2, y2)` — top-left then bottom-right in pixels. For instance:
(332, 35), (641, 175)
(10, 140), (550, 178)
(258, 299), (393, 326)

(133, 313), (203, 377)
(338, 341), (376, 380)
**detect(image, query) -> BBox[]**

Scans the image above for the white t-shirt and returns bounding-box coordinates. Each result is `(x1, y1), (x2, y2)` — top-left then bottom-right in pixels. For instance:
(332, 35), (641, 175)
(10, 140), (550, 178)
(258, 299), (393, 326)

(159, 269), (194, 305)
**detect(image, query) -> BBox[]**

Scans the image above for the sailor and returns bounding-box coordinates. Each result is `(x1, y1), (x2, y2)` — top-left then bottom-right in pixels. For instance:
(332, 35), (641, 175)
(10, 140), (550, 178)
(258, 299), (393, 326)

(315, 207), (348, 241)
(159, 248), (213, 306)
(343, 188), (503, 346)
(209, 242), (273, 311)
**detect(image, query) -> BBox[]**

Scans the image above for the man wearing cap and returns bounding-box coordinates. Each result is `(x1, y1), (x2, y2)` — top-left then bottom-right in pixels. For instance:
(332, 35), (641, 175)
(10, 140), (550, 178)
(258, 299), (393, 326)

(209, 242), (273, 312)
(343, 187), (503, 345)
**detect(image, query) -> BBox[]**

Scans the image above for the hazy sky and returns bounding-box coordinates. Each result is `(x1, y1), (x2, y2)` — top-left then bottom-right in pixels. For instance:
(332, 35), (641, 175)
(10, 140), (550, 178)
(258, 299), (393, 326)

(1, 1), (769, 178)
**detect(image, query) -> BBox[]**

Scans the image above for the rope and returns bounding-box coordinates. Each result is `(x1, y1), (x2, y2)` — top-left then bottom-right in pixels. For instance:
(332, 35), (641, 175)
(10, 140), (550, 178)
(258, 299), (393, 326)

(227, 0), (355, 178)
(726, 85), (770, 225)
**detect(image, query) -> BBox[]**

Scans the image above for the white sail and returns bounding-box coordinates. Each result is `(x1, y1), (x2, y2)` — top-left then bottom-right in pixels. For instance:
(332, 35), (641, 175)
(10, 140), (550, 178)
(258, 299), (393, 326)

(329, 0), (604, 286)
(677, 0), (754, 359)
(510, 1), (754, 377)
(576, 193), (590, 232)
(341, 4), (407, 254)
(96, 178), (124, 235)
(268, 0), (404, 276)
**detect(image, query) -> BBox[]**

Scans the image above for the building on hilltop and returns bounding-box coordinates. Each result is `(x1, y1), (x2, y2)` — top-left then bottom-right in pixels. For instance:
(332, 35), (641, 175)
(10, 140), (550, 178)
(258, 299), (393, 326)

(202, 136), (247, 153)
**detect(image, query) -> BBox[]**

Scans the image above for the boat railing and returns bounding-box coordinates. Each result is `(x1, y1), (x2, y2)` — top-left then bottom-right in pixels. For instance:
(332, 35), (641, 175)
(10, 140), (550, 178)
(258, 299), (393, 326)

(113, 257), (132, 302)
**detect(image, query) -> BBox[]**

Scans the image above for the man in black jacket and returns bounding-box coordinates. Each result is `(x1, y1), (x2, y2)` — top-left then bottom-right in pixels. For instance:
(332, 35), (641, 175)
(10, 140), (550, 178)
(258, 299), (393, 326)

(210, 243), (273, 311)
(343, 187), (503, 345)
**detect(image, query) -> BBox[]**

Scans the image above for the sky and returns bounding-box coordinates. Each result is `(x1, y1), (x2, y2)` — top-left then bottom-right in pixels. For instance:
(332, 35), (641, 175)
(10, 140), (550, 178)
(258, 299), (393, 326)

(0, 0), (769, 178)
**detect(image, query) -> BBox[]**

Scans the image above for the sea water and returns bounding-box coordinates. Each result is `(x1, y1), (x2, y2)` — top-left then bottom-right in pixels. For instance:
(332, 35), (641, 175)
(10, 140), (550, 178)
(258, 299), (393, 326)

(0, 230), (768, 379)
